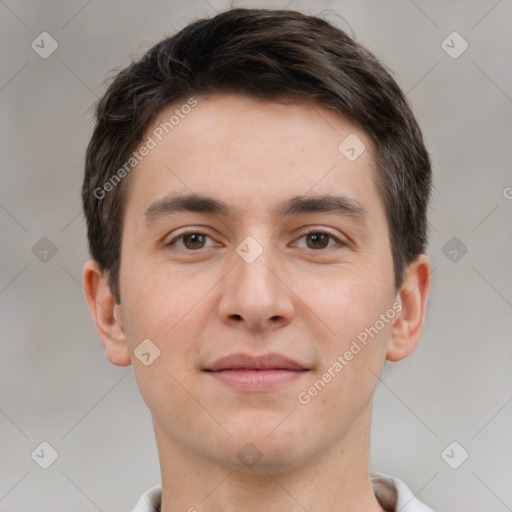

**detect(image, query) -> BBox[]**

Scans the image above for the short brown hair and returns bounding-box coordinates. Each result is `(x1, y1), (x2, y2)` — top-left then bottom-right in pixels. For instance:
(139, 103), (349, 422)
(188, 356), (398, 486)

(82, 7), (432, 303)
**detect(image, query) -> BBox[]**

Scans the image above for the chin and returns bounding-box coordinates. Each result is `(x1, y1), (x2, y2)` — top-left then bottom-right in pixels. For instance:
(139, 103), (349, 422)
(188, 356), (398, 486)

(210, 420), (309, 474)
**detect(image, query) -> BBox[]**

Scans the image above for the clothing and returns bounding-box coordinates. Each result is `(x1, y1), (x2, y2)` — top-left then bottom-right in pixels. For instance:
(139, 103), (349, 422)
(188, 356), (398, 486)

(132, 472), (434, 511)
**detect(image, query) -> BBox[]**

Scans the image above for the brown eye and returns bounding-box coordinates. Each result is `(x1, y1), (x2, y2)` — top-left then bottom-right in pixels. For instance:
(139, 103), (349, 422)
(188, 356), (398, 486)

(294, 229), (344, 251)
(182, 233), (206, 249)
(167, 231), (215, 250)
(305, 232), (331, 249)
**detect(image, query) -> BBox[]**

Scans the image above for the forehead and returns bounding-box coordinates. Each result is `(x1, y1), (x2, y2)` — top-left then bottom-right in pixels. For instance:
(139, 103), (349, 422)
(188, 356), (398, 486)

(123, 93), (384, 226)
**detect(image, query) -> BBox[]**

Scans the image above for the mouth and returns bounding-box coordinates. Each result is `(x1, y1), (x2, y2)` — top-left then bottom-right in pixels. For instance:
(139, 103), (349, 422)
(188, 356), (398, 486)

(203, 353), (309, 391)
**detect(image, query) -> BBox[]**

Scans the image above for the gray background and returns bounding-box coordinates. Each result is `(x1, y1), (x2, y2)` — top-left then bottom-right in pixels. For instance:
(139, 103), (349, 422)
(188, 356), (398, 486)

(1, 0), (511, 511)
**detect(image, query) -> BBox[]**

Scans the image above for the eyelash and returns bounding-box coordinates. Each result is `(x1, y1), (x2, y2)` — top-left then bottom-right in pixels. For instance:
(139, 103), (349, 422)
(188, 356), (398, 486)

(166, 228), (347, 251)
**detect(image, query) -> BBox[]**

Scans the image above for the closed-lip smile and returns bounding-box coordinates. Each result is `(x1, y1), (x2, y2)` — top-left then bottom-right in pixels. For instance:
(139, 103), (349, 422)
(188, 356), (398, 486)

(203, 353), (309, 391)
(204, 352), (307, 371)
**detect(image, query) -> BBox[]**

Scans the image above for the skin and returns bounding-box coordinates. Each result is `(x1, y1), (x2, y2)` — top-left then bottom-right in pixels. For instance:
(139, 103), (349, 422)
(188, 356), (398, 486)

(83, 93), (431, 512)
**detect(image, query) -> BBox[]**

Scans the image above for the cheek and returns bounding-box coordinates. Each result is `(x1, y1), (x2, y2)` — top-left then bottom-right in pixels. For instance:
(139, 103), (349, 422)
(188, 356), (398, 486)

(293, 269), (393, 344)
(119, 259), (218, 381)
(119, 267), (206, 427)
(298, 319), (392, 431)
(294, 273), (394, 401)
(120, 257), (214, 339)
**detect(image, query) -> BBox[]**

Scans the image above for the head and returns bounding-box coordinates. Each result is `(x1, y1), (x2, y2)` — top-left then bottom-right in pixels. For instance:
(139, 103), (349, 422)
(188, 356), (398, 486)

(82, 8), (431, 474)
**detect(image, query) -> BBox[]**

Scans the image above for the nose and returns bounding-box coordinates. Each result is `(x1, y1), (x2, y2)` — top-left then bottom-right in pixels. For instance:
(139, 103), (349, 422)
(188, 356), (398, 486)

(216, 237), (296, 331)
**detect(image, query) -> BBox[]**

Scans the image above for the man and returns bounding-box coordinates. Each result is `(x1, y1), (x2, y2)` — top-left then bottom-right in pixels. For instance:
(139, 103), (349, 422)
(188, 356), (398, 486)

(82, 7), (433, 511)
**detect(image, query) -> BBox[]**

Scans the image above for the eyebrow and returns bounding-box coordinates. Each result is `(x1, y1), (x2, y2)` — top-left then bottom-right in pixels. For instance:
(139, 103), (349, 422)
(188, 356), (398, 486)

(143, 193), (368, 225)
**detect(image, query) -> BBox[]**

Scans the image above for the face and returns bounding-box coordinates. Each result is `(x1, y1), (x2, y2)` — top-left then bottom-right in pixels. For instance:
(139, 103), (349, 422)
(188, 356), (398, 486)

(114, 93), (400, 472)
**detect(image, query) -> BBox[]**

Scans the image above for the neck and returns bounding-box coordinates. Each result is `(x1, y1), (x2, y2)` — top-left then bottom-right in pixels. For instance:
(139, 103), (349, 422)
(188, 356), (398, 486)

(154, 404), (385, 512)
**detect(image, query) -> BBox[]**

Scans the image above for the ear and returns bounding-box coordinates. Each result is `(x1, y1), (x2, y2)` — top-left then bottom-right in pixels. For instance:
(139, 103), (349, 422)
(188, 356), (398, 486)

(82, 259), (131, 366)
(386, 254), (431, 362)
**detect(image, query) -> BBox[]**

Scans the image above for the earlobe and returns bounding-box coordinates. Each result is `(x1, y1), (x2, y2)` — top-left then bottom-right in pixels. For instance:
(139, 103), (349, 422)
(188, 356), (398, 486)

(82, 259), (132, 367)
(386, 254), (431, 362)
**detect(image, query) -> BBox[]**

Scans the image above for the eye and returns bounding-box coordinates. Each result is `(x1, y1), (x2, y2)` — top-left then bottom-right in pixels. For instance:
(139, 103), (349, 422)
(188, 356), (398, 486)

(165, 228), (347, 252)
(293, 229), (346, 250)
(166, 231), (217, 250)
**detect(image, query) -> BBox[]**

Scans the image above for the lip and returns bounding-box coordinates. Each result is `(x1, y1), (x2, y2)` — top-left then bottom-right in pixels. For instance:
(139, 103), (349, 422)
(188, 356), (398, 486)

(203, 353), (309, 391)
(204, 353), (306, 371)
